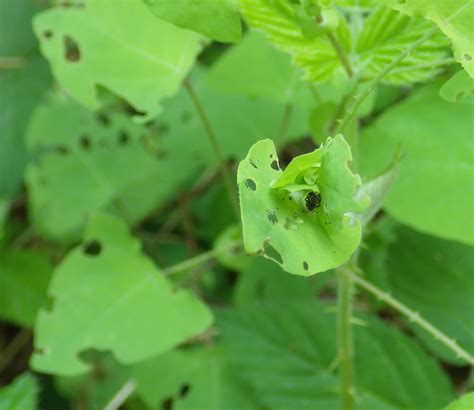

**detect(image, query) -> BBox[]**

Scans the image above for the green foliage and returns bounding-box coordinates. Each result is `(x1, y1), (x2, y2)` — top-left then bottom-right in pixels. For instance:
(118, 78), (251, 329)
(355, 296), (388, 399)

(384, 0), (474, 77)
(33, 0), (203, 121)
(0, 373), (38, 410)
(143, 0), (242, 43)
(0, 250), (52, 326)
(445, 392), (474, 410)
(360, 85), (474, 245)
(440, 70), (474, 104)
(238, 136), (367, 276)
(219, 301), (453, 409)
(31, 214), (212, 376)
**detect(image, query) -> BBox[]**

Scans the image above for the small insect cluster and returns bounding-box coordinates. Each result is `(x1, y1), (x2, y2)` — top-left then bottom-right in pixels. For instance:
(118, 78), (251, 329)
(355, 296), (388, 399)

(305, 191), (321, 211)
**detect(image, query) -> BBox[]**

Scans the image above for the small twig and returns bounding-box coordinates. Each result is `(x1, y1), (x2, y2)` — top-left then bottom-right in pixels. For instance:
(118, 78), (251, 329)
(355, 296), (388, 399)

(351, 272), (474, 366)
(183, 79), (240, 219)
(0, 329), (32, 373)
(104, 380), (137, 410)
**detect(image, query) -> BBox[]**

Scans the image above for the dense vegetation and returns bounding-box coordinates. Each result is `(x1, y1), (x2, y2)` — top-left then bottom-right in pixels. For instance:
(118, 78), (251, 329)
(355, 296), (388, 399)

(0, 0), (473, 409)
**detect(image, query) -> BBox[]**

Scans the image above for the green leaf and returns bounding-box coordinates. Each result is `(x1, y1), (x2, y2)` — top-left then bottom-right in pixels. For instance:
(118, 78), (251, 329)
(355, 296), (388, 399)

(383, 226), (474, 364)
(33, 0), (203, 121)
(440, 69), (474, 104)
(133, 348), (260, 409)
(31, 214), (212, 376)
(384, 0), (474, 78)
(143, 0), (242, 43)
(219, 301), (453, 409)
(237, 136), (366, 276)
(356, 5), (451, 84)
(0, 373), (39, 410)
(25, 98), (200, 242)
(207, 30), (313, 104)
(360, 84), (474, 245)
(445, 392), (474, 410)
(0, 250), (53, 327)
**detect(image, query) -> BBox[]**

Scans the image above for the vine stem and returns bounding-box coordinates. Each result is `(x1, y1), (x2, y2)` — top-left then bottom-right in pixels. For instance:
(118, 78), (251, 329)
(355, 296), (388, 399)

(104, 380), (137, 410)
(183, 79), (240, 219)
(326, 32), (353, 78)
(351, 272), (474, 366)
(162, 239), (242, 276)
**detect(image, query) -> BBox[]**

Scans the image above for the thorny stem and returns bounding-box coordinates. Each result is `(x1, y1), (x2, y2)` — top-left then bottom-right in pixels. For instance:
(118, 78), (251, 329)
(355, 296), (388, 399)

(184, 79), (240, 219)
(352, 272), (474, 366)
(162, 239), (242, 276)
(104, 380), (137, 410)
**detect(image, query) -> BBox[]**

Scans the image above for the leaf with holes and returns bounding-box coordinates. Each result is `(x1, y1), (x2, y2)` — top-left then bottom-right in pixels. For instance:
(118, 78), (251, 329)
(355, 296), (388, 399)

(440, 69), (474, 104)
(384, 0), (474, 78)
(33, 0), (203, 121)
(0, 373), (39, 410)
(237, 136), (366, 276)
(26, 98), (201, 242)
(143, 0), (242, 43)
(30, 214), (212, 376)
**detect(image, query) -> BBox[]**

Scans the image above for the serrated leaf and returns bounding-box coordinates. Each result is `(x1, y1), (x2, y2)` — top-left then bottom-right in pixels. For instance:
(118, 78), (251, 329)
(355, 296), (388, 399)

(0, 250), (53, 327)
(384, 0), (474, 78)
(143, 0), (242, 43)
(384, 226), (474, 364)
(360, 84), (474, 245)
(440, 69), (474, 104)
(33, 0), (203, 121)
(31, 214), (212, 376)
(445, 392), (474, 410)
(219, 302), (453, 409)
(0, 373), (39, 410)
(356, 5), (451, 84)
(26, 98), (200, 242)
(237, 136), (365, 276)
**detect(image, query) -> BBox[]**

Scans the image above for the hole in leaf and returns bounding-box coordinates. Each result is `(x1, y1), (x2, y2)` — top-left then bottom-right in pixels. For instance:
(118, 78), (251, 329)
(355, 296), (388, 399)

(455, 91), (465, 102)
(83, 240), (102, 256)
(55, 145), (69, 155)
(303, 261), (309, 271)
(464, 54), (472, 61)
(118, 131), (129, 145)
(245, 178), (256, 191)
(64, 35), (81, 62)
(79, 135), (91, 150)
(161, 397), (173, 410)
(284, 218), (298, 231)
(249, 158), (258, 169)
(179, 383), (191, 398)
(263, 242), (283, 264)
(270, 160), (280, 170)
(267, 209), (278, 225)
(96, 113), (110, 126)
(43, 30), (53, 39)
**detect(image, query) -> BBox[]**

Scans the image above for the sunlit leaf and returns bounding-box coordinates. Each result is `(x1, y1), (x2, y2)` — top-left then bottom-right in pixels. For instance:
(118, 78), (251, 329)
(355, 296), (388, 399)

(440, 70), (474, 104)
(0, 373), (39, 410)
(445, 392), (474, 410)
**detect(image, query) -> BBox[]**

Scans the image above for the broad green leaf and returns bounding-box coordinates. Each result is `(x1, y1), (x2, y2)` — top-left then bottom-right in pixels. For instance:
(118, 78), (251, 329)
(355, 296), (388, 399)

(143, 0), (242, 43)
(219, 301), (453, 409)
(440, 70), (474, 104)
(384, 226), (474, 364)
(26, 98), (200, 242)
(445, 392), (474, 410)
(384, 0), (474, 78)
(360, 85), (474, 245)
(0, 373), (39, 410)
(0, 250), (53, 327)
(238, 0), (351, 82)
(356, 5), (450, 84)
(237, 136), (365, 276)
(31, 214), (212, 376)
(33, 0), (203, 121)
(207, 31), (313, 104)
(133, 348), (260, 409)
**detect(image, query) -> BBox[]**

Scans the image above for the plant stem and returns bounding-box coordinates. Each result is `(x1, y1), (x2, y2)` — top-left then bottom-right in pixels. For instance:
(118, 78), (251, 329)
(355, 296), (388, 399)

(351, 272), (474, 366)
(184, 79), (240, 219)
(337, 266), (355, 410)
(326, 32), (353, 78)
(104, 380), (137, 410)
(277, 103), (293, 142)
(162, 239), (242, 276)
(0, 328), (31, 373)
(0, 57), (24, 69)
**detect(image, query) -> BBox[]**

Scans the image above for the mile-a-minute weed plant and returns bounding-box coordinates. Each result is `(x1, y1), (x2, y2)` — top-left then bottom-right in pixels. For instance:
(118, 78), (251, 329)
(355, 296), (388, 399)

(0, 0), (473, 409)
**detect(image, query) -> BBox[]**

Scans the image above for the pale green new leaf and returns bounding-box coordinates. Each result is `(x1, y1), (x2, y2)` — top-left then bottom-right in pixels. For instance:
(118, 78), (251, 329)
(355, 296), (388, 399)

(384, 0), (474, 77)
(445, 392), (474, 410)
(237, 136), (365, 276)
(356, 5), (451, 84)
(0, 250), (53, 327)
(143, 0), (242, 42)
(31, 214), (212, 376)
(440, 69), (474, 104)
(219, 302), (453, 409)
(384, 226), (474, 364)
(33, 0), (202, 121)
(360, 84), (474, 245)
(0, 373), (39, 410)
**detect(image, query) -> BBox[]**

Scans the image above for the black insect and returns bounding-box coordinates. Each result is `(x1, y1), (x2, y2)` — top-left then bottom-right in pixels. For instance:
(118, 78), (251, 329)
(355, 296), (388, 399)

(305, 191), (321, 211)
